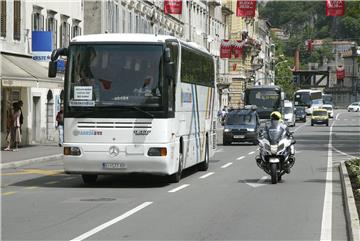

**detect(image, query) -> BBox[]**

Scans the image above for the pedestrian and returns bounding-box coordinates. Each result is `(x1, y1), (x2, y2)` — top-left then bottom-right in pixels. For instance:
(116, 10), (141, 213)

(4, 102), (14, 151)
(56, 104), (64, 147)
(4, 102), (22, 151)
(18, 100), (24, 134)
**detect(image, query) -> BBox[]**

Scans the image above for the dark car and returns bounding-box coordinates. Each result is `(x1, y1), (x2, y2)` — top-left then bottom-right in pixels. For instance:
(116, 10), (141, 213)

(294, 106), (306, 122)
(223, 109), (260, 145)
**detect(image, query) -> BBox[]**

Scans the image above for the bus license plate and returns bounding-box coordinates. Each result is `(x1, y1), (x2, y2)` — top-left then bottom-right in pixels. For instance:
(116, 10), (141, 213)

(234, 135), (245, 139)
(103, 162), (126, 170)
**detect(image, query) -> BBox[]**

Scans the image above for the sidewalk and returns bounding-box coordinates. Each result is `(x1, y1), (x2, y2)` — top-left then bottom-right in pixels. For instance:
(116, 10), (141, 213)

(0, 144), (63, 169)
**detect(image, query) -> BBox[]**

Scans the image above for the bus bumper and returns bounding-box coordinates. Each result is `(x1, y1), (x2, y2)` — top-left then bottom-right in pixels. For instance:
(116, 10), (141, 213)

(63, 143), (178, 176)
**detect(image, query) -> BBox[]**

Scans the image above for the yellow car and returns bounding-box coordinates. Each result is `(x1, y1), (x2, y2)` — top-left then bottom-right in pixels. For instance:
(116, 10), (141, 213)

(311, 109), (329, 126)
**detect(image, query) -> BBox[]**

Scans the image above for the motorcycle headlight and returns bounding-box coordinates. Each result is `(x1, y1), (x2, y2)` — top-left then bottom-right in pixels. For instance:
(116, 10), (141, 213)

(270, 145), (278, 154)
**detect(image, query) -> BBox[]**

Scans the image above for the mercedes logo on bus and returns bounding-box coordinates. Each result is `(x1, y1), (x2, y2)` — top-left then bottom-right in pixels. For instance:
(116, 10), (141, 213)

(109, 146), (120, 157)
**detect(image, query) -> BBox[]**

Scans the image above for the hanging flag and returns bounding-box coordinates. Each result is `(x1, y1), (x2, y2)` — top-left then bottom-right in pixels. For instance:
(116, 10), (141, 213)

(326, 0), (345, 16)
(336, 65), (345, 80)
(233, 40), (244, 58)
(306, 39), (313, 52)
(236, 0), (256, 17)
(220, 40), (232, 59)
(164, 0), (182, 15)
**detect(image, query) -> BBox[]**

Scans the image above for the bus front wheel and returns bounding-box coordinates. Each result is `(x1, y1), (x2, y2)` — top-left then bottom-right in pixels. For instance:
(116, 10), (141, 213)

(198, 137), (209, 171)
(82, 174), (97, 184)
(169, 152), (183, 183)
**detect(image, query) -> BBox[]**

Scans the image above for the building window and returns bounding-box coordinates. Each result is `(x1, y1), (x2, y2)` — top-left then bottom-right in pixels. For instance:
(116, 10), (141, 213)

(47, 10), (57, 50)
(32, 6), (44, 31)
(13, 0), (21, 40)
(59, 15), (69, 48)
(71, 19), (81, 38)
(1, 0), (6, 37)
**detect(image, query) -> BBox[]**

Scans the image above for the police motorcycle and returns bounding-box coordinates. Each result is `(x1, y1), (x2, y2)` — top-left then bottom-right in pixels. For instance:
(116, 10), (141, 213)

(256, 113), (296, 184)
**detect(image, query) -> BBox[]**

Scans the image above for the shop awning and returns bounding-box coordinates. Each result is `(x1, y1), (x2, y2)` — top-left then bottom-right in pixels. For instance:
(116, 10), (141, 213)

(1, 52), (63, 89)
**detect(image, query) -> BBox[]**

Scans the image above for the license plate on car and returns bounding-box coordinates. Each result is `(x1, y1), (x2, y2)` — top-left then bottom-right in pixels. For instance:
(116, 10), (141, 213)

(103, 162), (126, 170)
(234, 135), (245, 139)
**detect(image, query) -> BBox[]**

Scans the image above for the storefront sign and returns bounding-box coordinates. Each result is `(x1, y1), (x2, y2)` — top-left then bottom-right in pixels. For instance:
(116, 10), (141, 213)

(32, 31), (52, 62)
(220, 40), (232, 59)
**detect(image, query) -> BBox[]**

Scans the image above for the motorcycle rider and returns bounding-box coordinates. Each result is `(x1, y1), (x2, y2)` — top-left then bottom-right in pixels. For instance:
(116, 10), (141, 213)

(263, 111), (295, 173)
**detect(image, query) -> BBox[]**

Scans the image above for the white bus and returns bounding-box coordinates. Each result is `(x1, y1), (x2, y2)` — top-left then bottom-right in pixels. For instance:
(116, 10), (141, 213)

(294, 89), (323, 115)
(49, 34), (218, 184)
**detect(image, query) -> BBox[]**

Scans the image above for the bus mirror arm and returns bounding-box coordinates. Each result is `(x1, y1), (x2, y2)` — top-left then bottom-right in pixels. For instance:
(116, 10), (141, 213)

(48, 48), (68, 78)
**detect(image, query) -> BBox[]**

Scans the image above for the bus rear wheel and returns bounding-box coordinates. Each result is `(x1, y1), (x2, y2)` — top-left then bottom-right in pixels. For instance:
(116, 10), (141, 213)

(82, 174), (97, 184)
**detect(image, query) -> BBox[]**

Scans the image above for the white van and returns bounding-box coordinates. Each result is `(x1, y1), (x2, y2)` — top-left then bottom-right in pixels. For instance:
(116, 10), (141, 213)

(283, 101), (295, 127)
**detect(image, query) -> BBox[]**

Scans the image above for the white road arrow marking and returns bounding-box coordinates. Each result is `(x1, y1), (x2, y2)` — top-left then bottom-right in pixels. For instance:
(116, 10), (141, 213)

(244, 176), (269, 188)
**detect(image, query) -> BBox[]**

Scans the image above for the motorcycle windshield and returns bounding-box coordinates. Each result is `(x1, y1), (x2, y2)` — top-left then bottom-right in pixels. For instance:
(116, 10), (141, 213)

(265, 122), (285, 144)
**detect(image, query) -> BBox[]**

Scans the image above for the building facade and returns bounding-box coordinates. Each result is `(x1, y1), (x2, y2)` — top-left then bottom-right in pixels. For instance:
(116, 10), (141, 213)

(1, 0), (83, 146)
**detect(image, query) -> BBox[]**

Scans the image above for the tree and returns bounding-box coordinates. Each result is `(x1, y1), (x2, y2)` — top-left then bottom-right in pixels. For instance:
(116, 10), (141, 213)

(275, 61), (295, 99)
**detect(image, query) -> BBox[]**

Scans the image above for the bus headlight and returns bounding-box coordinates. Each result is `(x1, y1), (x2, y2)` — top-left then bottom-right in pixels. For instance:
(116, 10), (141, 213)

(148, 147), (167, 156)
(64, 147), (81, 156)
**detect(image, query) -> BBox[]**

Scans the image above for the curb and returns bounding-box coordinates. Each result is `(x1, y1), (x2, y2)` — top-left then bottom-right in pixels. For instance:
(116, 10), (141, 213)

(339, 162), (360, 241)
(0, 154), (63, 170)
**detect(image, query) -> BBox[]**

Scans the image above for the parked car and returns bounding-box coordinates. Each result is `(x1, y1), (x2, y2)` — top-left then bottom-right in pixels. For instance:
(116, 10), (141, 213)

(223, 108), (260, 145)
(282, 101), (295, 127)
(294, 106), (306, 122)
(311, 109), (329, 126)
(347, 102), (360, 112)
(322, 104), (334, 118)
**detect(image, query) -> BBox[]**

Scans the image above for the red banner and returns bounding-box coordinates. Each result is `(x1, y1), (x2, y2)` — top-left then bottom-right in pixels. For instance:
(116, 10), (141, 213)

(306, 39), (313, 52)
(236, 0), (256, 17)
(164, 0), (182, 15)
(220, 40), (232, 59)
(233, 40), (245, 58)
(336, 66), (345, 80)
(326, 0), (345, 16)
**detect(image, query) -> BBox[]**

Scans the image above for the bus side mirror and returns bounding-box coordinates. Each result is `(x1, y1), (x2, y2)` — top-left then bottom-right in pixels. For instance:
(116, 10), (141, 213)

(48, 48), (68, 78)
(164, 48), (171, 63)
(48, 61), (58, 77)
(165, 62), (174, 80)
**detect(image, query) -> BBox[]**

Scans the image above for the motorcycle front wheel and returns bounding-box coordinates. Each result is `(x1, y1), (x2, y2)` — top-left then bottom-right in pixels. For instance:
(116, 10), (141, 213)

(270, 163), (278, 184)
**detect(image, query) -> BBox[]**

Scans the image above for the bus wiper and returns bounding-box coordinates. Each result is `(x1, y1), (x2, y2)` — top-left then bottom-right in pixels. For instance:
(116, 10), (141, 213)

(128, 106), (154, 118)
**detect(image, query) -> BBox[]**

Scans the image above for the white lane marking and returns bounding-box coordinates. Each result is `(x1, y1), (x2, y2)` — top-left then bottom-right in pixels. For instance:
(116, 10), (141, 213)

(236, 156), (245, 160)
(199, 172), (215, 179)
(244, 176), (269, 188)
(248, 151), (255, 155)
(70, 202), (152, 241)
(64, 177), (77, 180)
(215, 148), (224, 153)
(335, 113), (340, 120)
(45, 181), (58, 185)
(221, 162), (233, 168)
(24, 186), (38, 190)
(168, 184), (190, 193)
(320, 121), (334, 241)
(332, 146), (357, 159)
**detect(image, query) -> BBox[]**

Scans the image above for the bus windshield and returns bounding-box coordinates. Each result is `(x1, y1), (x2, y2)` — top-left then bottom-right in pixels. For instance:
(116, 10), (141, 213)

(244, 88), (281, 119)
(66, 44), (164, 109)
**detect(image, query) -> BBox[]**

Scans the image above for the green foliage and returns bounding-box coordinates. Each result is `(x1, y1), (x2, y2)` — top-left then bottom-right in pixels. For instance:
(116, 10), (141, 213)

(260, 0), (360, 67)
(275, 61), (295, 99)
